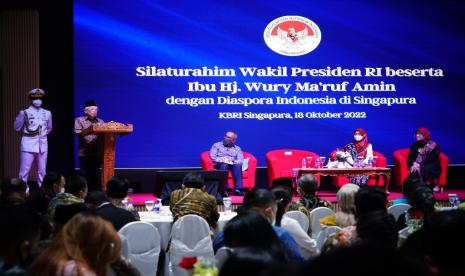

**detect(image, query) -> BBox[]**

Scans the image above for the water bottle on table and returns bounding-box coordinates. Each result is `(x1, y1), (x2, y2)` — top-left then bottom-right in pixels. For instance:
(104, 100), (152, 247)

(153, 199), (161, 215)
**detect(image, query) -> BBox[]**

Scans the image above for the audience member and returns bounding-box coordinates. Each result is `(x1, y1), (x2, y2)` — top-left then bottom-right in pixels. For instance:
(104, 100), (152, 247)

(396, 183), (435, 233)
(84, 191), (108, 211)
(402, 210), (465, 276)
(294, 174), (332, 210)
(270, 177), (293, 191)
(28, 172), (65, 214)
(106, 177), (140, 220)
(286, 174), (331, 235)
(0, 178), (27, 205)
(47, 175), (88, 222)
(323, 187), (388, 252)
(53, 203), (89, 233)
(273, 186), (318, 258)
(354, 186), (388, 215)
(302, 243), (428, 276)
(106, 177), (130, 208)
(30, 213), (121, 275)
(219, 247), (274, 276)
(170, 173), (219, 228)
(0, 204), (41, 274)
(214, 189), (304, 262)
(356, 210), (398, 249)
(320, 184), (359, 227)
(86, 190), (137, 231)
(223, 212), (285, 261)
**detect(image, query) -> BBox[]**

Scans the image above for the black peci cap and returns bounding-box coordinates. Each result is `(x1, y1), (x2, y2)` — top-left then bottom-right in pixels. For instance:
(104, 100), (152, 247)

(85, 100), (97, 107)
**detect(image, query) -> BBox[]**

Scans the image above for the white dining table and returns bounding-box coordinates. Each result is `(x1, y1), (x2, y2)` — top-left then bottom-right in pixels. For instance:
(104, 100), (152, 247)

(139, 211), (237, 249)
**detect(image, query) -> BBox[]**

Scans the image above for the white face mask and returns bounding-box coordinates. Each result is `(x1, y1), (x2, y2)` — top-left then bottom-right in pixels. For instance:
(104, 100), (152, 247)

(60, 187), (65, 194)
(32, 99), (42, 107)
(354, 134), (363, 142)
(416, 134), (424, 141)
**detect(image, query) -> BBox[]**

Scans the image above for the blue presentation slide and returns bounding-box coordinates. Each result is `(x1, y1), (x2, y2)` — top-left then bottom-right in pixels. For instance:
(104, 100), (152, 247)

(74, 0), (465, 168)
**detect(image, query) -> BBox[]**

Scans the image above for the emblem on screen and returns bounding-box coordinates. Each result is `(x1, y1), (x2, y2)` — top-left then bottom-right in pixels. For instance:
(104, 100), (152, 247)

(263, 15), (321, 56)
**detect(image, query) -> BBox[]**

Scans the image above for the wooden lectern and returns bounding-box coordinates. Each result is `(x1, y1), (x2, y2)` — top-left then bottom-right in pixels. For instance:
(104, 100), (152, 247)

(83, 121), (133, 190)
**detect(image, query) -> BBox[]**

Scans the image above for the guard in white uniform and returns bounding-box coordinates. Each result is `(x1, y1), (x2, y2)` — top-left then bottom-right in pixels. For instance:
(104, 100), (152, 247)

(14, 88), (53, 187)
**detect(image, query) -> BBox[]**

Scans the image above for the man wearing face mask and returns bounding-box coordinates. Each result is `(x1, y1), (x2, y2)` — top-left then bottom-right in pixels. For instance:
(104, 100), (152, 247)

(407, 128), (442, 192)
(14, 88), (53, 189)
(210, 131), (244, 195)
(74, 100), (104, 191)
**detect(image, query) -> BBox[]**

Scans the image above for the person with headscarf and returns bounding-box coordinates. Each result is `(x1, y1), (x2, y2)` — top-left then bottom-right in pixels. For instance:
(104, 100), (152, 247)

(407, 128), (441, 192)
(344, 128), (374, 186)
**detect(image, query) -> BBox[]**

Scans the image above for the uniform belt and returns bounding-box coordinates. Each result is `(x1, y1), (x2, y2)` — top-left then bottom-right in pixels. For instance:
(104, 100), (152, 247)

(22, 132), (40, 137)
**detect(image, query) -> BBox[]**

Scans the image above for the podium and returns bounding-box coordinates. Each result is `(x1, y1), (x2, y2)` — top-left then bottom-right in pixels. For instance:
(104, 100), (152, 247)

(83, 121), (133, 190)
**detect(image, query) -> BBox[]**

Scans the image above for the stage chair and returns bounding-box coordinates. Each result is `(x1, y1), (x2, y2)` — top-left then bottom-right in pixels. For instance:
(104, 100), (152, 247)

(329, 150), (387, 188)
(118, 221), (161, 276)
(393, 149), (449, 192)
(265, 149), (320, 188)
(284, 210), (310, 232)
(387, 203), (412, 221)
(310, 207), (335, 239)
(169, 215), (214, 276)
(200, 151), (257, 189)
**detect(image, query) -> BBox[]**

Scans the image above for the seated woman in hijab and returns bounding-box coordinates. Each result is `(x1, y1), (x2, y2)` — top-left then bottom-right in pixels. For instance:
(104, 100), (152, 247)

(344, 128), (374, 186)
(408, 128), (442, 192)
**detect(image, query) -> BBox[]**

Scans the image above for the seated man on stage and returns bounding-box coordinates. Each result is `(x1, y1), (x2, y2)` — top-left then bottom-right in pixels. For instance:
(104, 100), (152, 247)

(170, 173), (220, 229)
(210, 131), (244, 195)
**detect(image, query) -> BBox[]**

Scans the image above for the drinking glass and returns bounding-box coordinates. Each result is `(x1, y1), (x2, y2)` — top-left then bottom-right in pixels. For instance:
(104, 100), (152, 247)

(306, 157), (313, 168)
(319, 156), (326, 168)
(145, 200), (154, 212)
(448, 194), (457, 207)
(223, 197), (233, 215)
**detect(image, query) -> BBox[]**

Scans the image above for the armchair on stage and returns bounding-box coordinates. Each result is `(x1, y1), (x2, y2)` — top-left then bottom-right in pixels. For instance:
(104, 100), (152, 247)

(329, 150), (387, 188)
(265, 149), (320, 188)
(200, 151), (257, 189)
(393, 149), (448, 191)
(82, 121), (133, 190)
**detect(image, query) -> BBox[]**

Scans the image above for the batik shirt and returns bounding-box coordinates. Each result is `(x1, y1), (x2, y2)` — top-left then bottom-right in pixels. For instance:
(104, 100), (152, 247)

(170, 187), (219, 228)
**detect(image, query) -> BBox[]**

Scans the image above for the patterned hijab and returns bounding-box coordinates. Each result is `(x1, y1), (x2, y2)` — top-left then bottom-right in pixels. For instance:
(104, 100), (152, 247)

(416, 128), (431, 145)
(354, 128), (369, 157)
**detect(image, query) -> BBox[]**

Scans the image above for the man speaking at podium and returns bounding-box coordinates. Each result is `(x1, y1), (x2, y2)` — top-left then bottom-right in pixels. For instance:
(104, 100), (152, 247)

(74, 100), (104, 191)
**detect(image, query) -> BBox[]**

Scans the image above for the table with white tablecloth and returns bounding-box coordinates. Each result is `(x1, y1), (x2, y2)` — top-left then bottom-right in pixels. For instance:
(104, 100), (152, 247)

(139, 211), (237, 250)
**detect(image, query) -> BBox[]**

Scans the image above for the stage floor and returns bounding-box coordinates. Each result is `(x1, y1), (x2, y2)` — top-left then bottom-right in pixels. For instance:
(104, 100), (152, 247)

(128, 189), (465, 206)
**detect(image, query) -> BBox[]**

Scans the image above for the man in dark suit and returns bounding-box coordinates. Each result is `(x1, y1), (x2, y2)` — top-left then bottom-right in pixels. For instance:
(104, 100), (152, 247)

(97, 200), (137, 231)
(87, 190), (136, 231)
